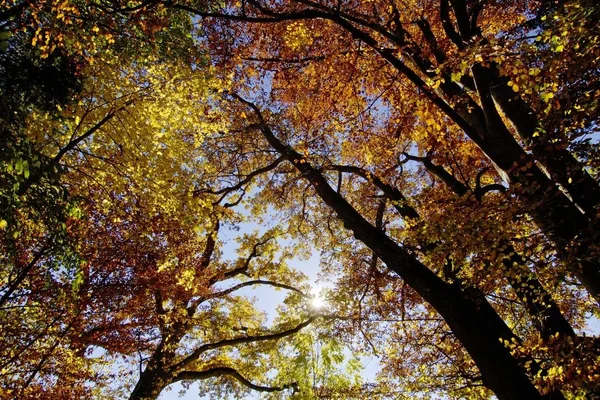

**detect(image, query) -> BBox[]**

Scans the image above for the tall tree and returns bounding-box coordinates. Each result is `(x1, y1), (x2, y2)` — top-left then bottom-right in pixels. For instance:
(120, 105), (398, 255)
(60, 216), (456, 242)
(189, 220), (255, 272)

(223, 94), (587, 399)
(72, 184), (323, 400)
(4, 0), (599, 398)
(161, 0), (600, 304)
(1, 21), (354, 397)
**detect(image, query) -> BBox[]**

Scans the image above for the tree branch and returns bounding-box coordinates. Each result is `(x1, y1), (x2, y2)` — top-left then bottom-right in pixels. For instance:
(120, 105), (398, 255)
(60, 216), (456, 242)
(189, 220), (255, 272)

(200, 219), (220, 270)
(170, 317), (315, 372)
(403, 152), (470, 196)
(449, 0), (473, 40)
(174, 366), (298, 393)
(0, 245), (50, 308)
(194, 156), (285, 198)
(209, 279), (309, 300)
(474, 167), (506, 200)
(243, 55), (326, 64)
(222, 237), (273, 280)
(186, 237), (278, 315)
(440, 0), (465, 49)
(53, 101), (132, 164)
(415, 16), (447, 64)
(326, 164), (420, 220)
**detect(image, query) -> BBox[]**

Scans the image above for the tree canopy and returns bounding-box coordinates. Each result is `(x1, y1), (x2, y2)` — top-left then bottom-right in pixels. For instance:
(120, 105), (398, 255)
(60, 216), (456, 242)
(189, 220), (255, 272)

(1, 0), (599, 399)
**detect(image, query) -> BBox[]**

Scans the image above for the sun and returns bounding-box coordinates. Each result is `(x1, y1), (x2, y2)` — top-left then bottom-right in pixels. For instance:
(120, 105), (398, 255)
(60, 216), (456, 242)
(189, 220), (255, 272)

(310, 287), (326, 309)
(311, 294), (324, 309)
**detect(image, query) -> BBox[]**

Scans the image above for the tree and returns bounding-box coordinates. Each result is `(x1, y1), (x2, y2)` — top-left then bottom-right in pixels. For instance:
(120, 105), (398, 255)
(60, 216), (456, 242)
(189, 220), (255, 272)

(224, 94), (570, 399)
(124, 0), (598, 397)
(0, 29), (91, 399)
(162, 0), (600, 303)
(3, 0), (599, 399)
(1, 18), (354, 398)
(72, 183), (322, 400)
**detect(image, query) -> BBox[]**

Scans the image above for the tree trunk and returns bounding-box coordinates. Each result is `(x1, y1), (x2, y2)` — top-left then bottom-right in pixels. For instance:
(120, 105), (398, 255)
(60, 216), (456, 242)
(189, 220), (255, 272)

(129, 362), (169, 400)
(502, 247), (575, 339)
(488, 63), (600, 222)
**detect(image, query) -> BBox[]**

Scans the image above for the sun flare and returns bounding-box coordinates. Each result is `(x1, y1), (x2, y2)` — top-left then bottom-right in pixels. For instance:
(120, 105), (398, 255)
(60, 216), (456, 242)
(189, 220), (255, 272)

(310, 287), (326, 309)
(311, 294), (325, 309)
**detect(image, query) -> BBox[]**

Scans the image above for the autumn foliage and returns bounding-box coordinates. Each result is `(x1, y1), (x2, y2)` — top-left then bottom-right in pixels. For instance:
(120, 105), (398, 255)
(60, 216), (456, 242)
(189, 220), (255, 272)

(1, 0), (600, 399)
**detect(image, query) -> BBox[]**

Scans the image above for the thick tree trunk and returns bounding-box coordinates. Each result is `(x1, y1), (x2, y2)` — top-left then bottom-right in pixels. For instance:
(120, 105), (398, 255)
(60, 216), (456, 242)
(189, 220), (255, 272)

(128, 331), (186, 400)
(484, 69), (600, 305)
(488, 66), (600, 222)
(129, 362), (169, 400)
(383, 252), (547, 400)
